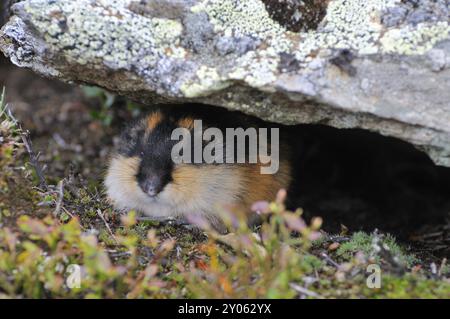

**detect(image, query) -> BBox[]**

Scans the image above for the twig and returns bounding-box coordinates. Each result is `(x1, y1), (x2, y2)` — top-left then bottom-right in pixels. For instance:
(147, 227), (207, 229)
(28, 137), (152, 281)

(21, 129), (47, 190)
(97, 209), (118, 244)
(289, 283), (322, 299)
(53, 133), (82, 152)
(61, 207), (76, 221)
(3, 104), (48, 190)
(438, 258), (447, 277)
(108, 251), (132, 258)
(321, 252), (340, 269)
(137, 216), (191, 227)
(137, 216), (176, 222)
(53, 179), (65, 216)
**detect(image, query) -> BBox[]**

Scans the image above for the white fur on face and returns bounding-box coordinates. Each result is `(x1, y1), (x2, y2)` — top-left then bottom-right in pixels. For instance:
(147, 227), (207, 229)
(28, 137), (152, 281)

(160, 164), (245, 217)
(104, 155), (244, 220)
(105, 156), (175, 218)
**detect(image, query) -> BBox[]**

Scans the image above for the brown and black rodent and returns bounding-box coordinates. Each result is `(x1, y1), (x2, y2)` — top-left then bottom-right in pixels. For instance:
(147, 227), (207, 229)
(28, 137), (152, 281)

(105, 104), (292, 232)
(105, 104), (450, 236)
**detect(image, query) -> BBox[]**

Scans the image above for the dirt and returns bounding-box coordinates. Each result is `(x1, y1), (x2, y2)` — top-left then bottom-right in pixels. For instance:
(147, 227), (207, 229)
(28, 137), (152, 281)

(0, 57), (122, 182)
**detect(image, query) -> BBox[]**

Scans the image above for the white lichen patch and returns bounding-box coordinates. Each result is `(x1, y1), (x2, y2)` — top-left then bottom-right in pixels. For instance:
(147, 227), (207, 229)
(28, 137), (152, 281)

(193, 0), (294, 54)
(191, 0), (403, 89)
(181, 66), (231, 98)
(192, 0), (287, 42)
(10, 0), (450, 99)
(294, 0), (400, 60)
(229, 50), (280, 88)
(189, 0), (449, 92)
(194, 0), (449, 60)
(192, 0), (295, 89)
(381, 21), (450, 55)
(21, 0), (185, 71)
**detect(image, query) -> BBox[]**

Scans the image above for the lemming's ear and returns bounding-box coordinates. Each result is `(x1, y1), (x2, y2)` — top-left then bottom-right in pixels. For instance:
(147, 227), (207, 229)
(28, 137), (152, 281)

(146, 112), (164, 132)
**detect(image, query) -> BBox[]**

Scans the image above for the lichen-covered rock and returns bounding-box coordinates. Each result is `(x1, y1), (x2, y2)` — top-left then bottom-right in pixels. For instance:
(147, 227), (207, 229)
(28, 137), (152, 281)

(1, 0), (449, 166)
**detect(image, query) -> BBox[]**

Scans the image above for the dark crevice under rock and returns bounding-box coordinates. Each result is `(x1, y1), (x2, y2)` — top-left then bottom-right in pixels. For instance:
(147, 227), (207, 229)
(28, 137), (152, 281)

(0, 0), (14, 27)
(287, 123), (450, 242)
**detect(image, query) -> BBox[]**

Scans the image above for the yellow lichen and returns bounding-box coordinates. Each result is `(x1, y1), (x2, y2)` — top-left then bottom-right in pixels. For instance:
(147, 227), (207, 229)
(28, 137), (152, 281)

(181, 66), (231, 98)
(381, 22), (450, 55)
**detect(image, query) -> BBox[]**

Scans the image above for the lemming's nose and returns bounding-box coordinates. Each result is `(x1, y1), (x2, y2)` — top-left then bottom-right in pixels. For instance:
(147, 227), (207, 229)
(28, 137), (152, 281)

(139, 176), (163, 197)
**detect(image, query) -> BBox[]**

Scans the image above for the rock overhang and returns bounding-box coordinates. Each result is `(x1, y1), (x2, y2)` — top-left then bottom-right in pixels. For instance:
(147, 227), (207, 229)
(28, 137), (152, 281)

(0, 0), (449, 166)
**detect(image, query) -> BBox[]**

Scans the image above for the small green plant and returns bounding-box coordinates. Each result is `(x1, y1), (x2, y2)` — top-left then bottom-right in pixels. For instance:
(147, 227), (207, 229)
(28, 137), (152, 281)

(0, 88), (23, 184)
(0, 108), (448, 298)
(336, 231), (418, 267)
(183, 192), (324, 298)
(126, 100), (145, 118)
(0, 200), (449, 298)
(0, 87), (6, 114)
(0, 213), (176, 298)
(82, 86), (116, 126)
(82, 86), (147, 125)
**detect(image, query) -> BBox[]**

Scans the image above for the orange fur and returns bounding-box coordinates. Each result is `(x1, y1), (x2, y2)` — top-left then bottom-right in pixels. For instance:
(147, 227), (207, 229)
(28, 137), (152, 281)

(178, 117), (195, 130)
(146, 112), (163, 131)
(105, 112), (293, 231)
(105, 154), (292, 232)
(239, 160), (292, 211)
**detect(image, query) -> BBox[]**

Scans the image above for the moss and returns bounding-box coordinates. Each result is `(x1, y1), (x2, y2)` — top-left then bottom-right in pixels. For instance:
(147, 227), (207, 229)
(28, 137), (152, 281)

(261, 0), (329, 33)
(363, 274), (450, 299)
(336, 231), (417, 267)
(98, 228), (117, 247)
(299, 254), (324, 274)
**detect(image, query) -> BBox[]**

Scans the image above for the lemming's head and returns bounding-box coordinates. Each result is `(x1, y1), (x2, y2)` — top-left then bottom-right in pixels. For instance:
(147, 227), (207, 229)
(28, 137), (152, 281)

(122, 112), (176, 197)
(104, 107), (290, 225)
(108, 111), (182, 198)
(104, 110), (245, 220)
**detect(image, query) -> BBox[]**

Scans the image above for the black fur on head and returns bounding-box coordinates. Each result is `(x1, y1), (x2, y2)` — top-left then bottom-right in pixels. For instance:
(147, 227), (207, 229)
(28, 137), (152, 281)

(117, 113), (178, 197)
(137, 122), (176, 197)
(115, 104), (270, 197)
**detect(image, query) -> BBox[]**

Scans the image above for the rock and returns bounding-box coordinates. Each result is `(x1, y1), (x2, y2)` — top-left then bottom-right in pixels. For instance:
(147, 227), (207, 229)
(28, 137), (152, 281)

(0, 0), (449, 166)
